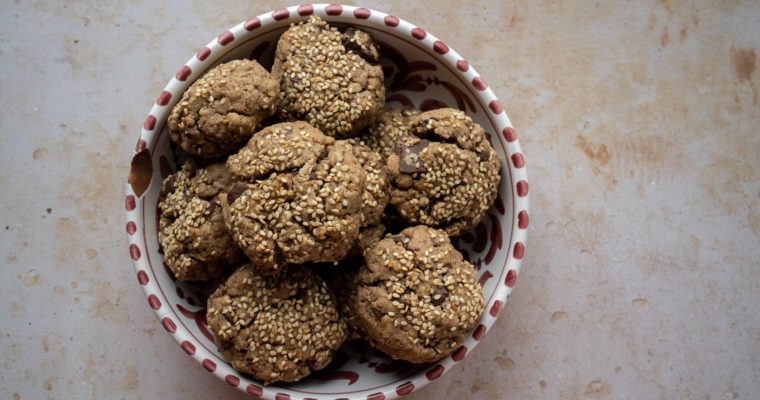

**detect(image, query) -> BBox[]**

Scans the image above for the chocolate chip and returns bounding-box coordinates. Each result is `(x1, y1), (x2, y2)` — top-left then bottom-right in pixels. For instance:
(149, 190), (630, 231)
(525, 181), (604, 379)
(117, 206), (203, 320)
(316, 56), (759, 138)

(341, 27), (379, 64)
(477, 148), (491, 161)
(227, 182), (248, 203)
(206, 201), (218, 215)
(430, 287), (449, 306)
(399, 140), (430, 174)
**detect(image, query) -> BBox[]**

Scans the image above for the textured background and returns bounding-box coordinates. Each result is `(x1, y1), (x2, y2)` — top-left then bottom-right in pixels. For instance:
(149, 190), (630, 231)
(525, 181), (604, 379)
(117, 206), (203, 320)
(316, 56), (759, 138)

(1, 0), (759, 399)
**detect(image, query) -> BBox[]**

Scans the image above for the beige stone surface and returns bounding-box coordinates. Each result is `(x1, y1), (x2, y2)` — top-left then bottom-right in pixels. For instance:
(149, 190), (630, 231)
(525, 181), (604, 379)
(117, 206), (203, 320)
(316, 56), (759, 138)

(1, 0), (759, 399)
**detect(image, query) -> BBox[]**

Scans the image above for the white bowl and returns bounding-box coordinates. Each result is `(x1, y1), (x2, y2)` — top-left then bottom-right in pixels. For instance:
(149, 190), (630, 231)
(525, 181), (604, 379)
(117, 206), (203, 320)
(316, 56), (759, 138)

(125, 4), (529, 399)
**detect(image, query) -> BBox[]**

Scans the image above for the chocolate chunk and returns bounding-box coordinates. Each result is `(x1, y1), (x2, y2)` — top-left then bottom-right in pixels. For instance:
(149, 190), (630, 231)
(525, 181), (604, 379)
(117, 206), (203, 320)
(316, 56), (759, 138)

(227, 182), (248, 203)
(341, 27), (379, 64)
(477, 148), (491, 161)
(430, 287), (449, 306)
(399, 140), (430, 174)
(206, 201), (219, 215)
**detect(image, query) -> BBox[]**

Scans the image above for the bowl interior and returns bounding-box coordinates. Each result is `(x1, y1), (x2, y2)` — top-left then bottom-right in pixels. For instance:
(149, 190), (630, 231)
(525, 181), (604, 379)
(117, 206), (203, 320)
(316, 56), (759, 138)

(127, 5), (527, 399)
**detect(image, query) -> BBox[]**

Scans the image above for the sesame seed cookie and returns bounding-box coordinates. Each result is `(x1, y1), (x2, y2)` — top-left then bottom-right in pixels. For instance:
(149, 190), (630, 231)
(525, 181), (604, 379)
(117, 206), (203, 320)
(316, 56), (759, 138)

(272, 16), (385, 138)
(220, 121), (367, 273)
(168, 59), (279, 159)
(387, 108), (501, 237)
(346, 139), (389, 227)
(207, 265), (347, 384)
(352, 225), (485, 363)
(158, 160), (244, 281)
(361, 106), (421, 161)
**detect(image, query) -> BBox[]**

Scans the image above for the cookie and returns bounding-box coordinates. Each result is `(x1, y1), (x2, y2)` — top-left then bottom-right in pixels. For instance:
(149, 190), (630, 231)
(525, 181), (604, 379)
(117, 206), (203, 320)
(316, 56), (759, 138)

(346, 139), (389, 227)
(158, 160), (243, 281)
(361, 106), (421, 161)
(207, 265), (347, 384)
(272, 16), (385, 138)
(168, 59), (279, 159)
(387, 108), (501, 237)
(221, 121), (366, 273)
(352, 225), (485, 363)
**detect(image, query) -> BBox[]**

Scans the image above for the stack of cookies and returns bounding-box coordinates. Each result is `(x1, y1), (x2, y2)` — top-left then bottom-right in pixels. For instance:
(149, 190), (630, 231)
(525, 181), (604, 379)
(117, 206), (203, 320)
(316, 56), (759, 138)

(158, 16), (502, 384)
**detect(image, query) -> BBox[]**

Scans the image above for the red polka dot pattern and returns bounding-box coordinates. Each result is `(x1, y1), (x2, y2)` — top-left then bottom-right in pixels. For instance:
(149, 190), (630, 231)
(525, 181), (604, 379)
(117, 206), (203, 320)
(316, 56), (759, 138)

(161, 317), (176, 333)
(354, 8), (371, 19)
(505, 269), (517, 288)
(426, 365), (444, 380)
(384, 15), (399, 27)
(180, 340), (196, 355)
(511, 153), (525, 168)
(217, 31), (234, 45)
(143, 115), (156, 130)
(489, 100), (504, 114)
(472, 77), (487, 90)
(125, 195), (136, 211)
(433, 40), (449, 54)
(513, 242), (525, 260)
(247, 384), (263, 397)
(326, 4), (343, 15)
(396, 382), (414, 396)
(148, 294), (161, 310)
(275, 394), (291, 400)
(156, 91), (171, 106)
(225, 375), (240, 387)
(502, 126), (517, 142)
(196, 47), (211, 61)
(135, 139), (147, 152)
(136, 270), (148, 285)
(452, 346), (467, 361)
(175, 65), (191, 81)
(411, 28), (426, 40)
(367, 393), (385, 400)
(516, 180), (529, 197)
(489, 300), (504, 317)
(202, 359), (216, 372)
(272, 9), (289, 21)
(244, 18), (261, 30)
(473, 324), (487, 340)
(518, 210), (529, 229)
(456, 59), (469, 71)
(297, 5), (314, 16)
(129, 244), (141, 260)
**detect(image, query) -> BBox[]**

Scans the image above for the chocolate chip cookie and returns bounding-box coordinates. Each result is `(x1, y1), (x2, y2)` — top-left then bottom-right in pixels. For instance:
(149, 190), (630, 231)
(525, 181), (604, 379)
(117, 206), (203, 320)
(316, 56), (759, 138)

(158, 160), (243, 281)
(361, 106), (421, 161)
(352, 225), (485, 363)
(207, 265), (346, 384)
(221, 121), (366, 273)
(168, 59), (279, 158)
(272, 16), (385, 138)
(387, 108), (501, 237)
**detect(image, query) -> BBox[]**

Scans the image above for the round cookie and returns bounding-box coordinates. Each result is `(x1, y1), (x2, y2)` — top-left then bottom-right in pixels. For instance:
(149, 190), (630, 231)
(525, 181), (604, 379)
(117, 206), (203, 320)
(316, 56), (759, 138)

(221, 121), (367, 273)
(346, 139), (389, 227)
(207, 265), (347, 384)
(272, 15), (385, 138)
(168, 59), (279, 159)
(361, 106), (421, 161)
(353, 225), (485, 363)
(387, 108), (501, 237)
(158, 160), (243, 281)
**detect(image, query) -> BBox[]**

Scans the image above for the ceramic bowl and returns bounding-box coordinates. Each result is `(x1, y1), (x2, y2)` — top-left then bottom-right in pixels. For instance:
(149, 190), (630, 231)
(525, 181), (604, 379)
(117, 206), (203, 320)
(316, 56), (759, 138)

(125, 4), (529, 399)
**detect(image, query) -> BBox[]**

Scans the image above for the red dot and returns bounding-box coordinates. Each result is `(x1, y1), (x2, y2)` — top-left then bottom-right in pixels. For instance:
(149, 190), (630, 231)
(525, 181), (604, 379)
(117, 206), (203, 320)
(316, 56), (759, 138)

(244, 18), (262, 30)
(384, 15), (399, 27)
(225, 374), (240, 387)
(272, 9), (290, 20)
(367, 393), (385, 400)
(129, 244), (141, 260)
(518, 210), (529, 229)
(297, 5), (313, 16)
(513, 242), (525, 260)
(456, 60), (469, 71)
(148, 294), (161, 310)
(175, 65), (191, 81)
(452, 345), (467, 361)
(161, 317), (176, 333)
(181, 340), (196, 355)
(143, 115), (156, 130)
(247, 384), (263, 397)
(126, 221), (137, 236)
(275, 394), (291, 400)
(135, 139), (147, 152)
(426, 365), (444, 380)
(125, 195), (136, 211)
(411, 28), (427, 40)
(502, 127), (517, 142)
(505, 269), (517, 287)
(196, 47), (211, 61)
(472, 77), (487, 90)
(511, 153), (525, 168)
(516, 180), (529, 197)
(156, 91), (172, 106)
(489, 100), (504, 114)
(489, 300), (503, 317)
(217, 31), (234, 45)
(202, 359), (216, 372)
(396, 382), (415, 396)
(473, 324), (486, 340)
(326, 4), (343, 15)
(354, 8), (370, 19)
(433, 40), (449, 54)
(137, 270), (148, 285)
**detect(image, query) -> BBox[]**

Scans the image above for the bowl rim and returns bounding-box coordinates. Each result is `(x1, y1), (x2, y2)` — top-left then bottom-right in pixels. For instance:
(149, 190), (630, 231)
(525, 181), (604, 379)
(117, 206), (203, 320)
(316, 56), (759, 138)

(125, 4), (529, 399)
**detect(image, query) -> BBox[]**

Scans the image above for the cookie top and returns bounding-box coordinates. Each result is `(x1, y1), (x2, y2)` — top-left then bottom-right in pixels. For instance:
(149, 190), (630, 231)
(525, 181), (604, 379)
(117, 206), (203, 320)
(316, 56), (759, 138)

(158, 160), (243, 281)
(353, 225), (485, 363)
(207, 265), (346, 384)
(168, 59), (279, 159)
(361, 106), (421, 161)
(272, 16), (385, 138)
(346, 139), (389, 227)
(387, 108), (501, 237)
(221, 121), (366, 273)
